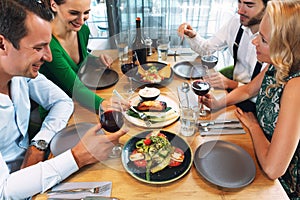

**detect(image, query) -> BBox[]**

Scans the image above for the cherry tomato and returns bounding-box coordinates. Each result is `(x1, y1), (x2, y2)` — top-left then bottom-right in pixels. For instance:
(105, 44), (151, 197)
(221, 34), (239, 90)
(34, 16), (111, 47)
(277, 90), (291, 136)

(143, 138), (152, 145)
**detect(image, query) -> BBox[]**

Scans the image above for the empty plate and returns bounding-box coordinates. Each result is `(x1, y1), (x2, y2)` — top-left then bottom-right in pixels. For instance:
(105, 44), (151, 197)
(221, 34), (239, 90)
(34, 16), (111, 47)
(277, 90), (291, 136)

(173, 61), (207, 79)
(194, 140), (256, 188)
(50, 123), (96, 156)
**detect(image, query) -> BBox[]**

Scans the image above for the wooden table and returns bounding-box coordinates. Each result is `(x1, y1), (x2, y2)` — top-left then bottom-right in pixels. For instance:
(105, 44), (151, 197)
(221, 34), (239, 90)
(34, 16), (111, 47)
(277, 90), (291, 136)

(34, 50), (289, 200)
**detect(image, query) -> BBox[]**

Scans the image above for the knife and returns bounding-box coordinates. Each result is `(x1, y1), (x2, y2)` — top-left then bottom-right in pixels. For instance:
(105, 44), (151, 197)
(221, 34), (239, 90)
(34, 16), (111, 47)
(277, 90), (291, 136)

(198, 120), (240, 127)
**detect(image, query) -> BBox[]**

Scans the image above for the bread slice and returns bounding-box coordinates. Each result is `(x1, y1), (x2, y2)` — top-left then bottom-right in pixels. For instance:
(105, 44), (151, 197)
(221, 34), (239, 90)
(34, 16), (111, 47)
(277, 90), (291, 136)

(158, 64), (171, 78)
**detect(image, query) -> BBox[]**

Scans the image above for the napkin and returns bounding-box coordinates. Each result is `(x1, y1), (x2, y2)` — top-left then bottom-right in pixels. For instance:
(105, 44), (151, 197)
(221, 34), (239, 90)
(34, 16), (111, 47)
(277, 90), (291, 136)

(47, 182), (112, 199)
(200, 123), (246, 136)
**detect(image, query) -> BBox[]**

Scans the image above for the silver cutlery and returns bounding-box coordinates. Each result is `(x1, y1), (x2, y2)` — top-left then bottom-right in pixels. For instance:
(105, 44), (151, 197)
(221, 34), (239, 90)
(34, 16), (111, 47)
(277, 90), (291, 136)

(201, 126), (244, 132)
(48, 183), (110, 195)
(198, 120), (240, 127)
(130, 106), (152, 127)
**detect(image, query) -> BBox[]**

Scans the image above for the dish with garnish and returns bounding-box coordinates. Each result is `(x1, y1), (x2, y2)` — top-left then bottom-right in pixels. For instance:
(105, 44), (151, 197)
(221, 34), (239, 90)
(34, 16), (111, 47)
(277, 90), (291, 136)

(132, 61), (174, 87)
(124, 93), (179, 128)
(122, 130), (193, 184)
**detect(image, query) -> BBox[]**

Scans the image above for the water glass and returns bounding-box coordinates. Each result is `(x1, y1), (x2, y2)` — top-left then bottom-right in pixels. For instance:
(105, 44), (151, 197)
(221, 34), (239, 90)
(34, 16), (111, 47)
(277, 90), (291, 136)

(157, 38), (170, 61)
(115, 31), (129, 62)
(179, 104), (199, 136)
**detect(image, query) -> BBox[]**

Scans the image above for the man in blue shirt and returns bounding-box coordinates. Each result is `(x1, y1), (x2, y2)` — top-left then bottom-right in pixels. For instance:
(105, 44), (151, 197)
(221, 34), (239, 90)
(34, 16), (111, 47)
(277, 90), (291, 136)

(0, 0), (126, 198)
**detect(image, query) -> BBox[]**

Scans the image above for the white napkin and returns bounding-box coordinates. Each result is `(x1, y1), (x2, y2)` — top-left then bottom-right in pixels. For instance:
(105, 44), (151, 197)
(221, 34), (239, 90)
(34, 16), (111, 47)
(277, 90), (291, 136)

(47, 182), (112, 199)
(200, 123), (246, 136)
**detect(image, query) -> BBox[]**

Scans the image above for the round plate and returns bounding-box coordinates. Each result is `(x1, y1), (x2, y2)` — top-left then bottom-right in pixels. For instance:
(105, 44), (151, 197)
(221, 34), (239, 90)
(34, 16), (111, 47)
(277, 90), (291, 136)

(122, 130), (193, 184)
(50, 123), (96, 156)
(173, 61), (207, 79)
(132, 61), (174, 87)
(194, 140), (256, 188)
(79, 56), (119, 89)
(124, 93), (179, 128)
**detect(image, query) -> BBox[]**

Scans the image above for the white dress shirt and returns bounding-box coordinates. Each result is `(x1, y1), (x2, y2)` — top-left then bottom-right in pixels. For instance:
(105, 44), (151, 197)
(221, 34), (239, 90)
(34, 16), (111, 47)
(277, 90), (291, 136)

(0, 73), (78, 199)
(188, 14), (264, 86)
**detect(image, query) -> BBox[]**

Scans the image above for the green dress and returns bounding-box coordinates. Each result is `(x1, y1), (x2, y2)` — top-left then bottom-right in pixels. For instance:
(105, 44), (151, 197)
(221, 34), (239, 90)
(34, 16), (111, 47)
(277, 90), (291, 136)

(256, 65), (300, 199)
(40, 25), (103, 116)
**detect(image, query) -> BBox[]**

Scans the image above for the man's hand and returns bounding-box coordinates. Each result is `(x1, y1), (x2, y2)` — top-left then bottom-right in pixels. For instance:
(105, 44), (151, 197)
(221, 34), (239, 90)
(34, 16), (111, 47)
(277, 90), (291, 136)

(205, 72), (238, 90)
(20, 146), (45, 168)
(72, 124), (128, 168)
(177, 23), (197, 38)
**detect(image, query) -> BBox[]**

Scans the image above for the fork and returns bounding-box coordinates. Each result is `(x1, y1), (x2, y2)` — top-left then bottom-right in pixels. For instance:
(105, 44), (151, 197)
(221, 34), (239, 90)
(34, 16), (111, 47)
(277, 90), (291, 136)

(47, 183), (111, 195)
(130, 106), (152, 127)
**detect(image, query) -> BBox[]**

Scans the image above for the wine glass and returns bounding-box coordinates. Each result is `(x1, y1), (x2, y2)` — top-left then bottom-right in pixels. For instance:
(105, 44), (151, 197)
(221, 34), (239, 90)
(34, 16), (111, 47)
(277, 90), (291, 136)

(121, 52), (138, 93)
(191, 65), (211, 117)
(201, 47), (219, 69)
(98, 99), (125, 158)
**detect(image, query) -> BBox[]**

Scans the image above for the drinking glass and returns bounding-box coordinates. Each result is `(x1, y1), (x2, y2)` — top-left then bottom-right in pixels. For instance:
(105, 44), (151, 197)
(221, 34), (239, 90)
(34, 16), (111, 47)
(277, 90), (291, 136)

(191, 77), (211, 117)
(201, 47), (219, 69)
(156, 37), (170, 61)
(170, 34), (183, 62)
(98, 100), (125, 158)
(115, 31), (129, 62)
(121, 52), (138, 93)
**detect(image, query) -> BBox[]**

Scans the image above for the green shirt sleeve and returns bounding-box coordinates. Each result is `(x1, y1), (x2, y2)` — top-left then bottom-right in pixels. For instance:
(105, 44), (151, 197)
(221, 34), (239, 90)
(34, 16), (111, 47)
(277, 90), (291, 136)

(40, 25), (103, 113)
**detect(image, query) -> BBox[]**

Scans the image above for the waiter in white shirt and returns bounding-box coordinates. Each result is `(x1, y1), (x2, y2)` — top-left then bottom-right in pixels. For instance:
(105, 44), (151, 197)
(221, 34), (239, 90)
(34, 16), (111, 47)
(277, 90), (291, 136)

(178, 0), (270, 113)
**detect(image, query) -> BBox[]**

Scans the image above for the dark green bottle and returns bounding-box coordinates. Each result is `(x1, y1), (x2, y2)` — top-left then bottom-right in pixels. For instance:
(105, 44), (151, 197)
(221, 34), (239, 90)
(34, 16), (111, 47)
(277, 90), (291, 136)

(132, 17), (147, 65)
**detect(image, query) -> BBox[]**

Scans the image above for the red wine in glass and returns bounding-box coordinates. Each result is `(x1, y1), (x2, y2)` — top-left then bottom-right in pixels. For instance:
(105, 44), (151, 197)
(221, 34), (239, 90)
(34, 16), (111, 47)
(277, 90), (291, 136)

(191, 80), (211, 116)
(192, 80), (211, 96)
(99, 110), (124, 133)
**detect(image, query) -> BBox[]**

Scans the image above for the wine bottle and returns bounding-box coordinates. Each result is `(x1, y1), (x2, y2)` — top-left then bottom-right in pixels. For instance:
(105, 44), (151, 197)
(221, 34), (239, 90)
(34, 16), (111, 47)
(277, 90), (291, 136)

(132, 17), (147, 65)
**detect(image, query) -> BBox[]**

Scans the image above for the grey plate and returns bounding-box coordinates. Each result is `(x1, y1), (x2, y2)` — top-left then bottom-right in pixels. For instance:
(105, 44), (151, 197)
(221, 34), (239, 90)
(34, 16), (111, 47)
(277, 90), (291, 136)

(50, 123), (96, 156)
(79, 56), (119, 89)
(194, 140), (256, 188)
(173, 61), (207, 79)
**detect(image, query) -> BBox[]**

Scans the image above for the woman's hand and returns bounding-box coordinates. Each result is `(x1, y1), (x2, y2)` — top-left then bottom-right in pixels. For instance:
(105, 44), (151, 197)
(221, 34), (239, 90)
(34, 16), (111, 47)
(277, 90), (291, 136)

(99, 54), (113, 67)
(235, 107), (260, 130)
(199, 93), (224, 111)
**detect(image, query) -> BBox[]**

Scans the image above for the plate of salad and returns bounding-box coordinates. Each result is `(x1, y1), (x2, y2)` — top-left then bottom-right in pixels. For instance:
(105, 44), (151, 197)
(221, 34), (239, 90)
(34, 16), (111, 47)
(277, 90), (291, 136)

(131, 61), (174, 88)
(121, 130), (193, 184)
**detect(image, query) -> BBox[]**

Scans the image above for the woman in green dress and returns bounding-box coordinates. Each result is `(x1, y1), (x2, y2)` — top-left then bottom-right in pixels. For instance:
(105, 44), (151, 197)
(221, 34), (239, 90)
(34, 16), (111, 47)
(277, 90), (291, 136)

(201, 0), (300, 198)
(40, 0), (115, 115)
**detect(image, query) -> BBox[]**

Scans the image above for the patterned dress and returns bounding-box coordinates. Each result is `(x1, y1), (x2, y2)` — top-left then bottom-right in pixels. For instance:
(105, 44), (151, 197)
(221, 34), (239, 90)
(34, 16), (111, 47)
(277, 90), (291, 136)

(256, 65), (300, 199)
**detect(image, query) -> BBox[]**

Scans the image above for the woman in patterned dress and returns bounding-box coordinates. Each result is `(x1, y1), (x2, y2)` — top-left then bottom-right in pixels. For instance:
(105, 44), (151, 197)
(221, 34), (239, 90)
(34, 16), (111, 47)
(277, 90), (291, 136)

(200, 0), (300, 198)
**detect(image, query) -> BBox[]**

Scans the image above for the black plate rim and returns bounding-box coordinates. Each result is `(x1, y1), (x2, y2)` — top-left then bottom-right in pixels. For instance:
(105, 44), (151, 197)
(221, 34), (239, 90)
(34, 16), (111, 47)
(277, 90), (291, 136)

(121, 130), (193, 184)
(193, 140), (256, 188)
(131, 61), (174, 88)
(80, 68), (119, 89)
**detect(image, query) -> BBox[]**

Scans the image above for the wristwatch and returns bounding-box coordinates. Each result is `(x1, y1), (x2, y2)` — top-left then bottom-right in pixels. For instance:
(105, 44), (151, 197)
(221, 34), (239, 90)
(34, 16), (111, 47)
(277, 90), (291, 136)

(30, 140), (49, 151)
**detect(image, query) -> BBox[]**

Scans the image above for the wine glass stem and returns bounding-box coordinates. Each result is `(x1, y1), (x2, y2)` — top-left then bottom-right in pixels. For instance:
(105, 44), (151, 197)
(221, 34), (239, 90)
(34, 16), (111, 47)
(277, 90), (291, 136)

(128, 77), (134, 93)
(199, 102), (206, 116)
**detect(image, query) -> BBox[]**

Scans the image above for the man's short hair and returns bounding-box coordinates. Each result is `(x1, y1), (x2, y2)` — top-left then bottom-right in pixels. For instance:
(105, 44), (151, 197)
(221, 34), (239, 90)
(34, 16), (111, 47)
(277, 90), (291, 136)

(0, 0), (53, 49)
